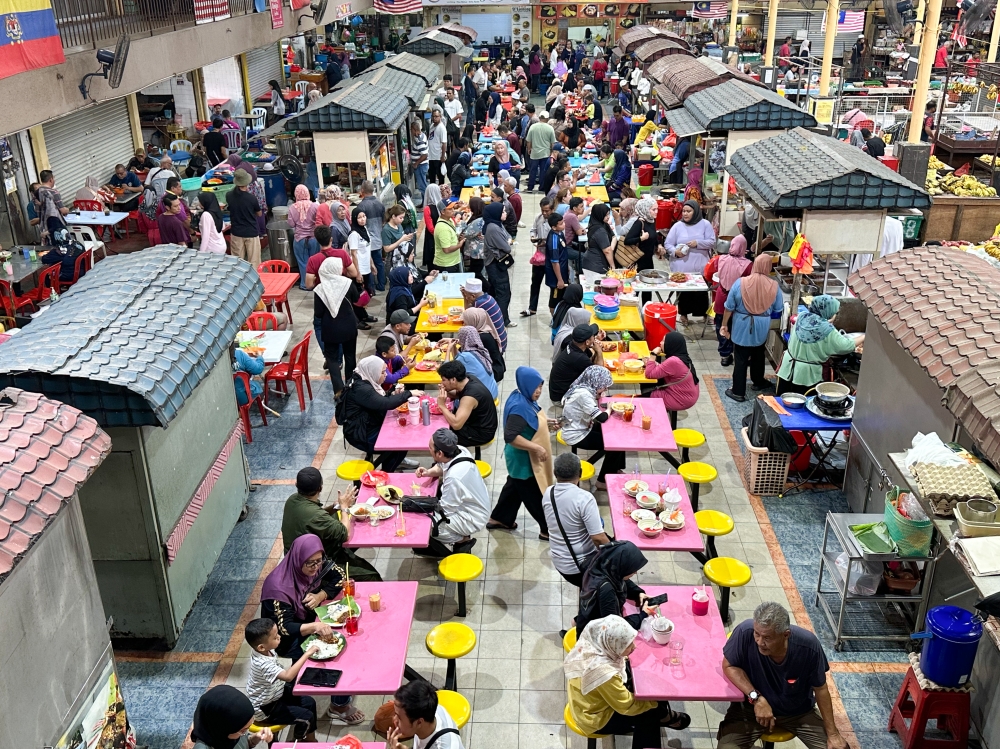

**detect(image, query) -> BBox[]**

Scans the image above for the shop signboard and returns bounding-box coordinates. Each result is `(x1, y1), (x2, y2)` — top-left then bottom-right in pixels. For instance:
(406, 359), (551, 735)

(336, 1), (353, 17)
(425, 0), (521, 4)
(537, 3), (644, 18)
(271, 0), (285, 28)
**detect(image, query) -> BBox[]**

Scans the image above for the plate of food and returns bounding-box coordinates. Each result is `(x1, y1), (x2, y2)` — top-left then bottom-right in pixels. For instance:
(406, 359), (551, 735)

(601, 341), (619, 352)
(623, 359), (644, 373)
(349, 503), (376, 518)
(447, 315), (465, 324)
(422, 349), (444, 362)
(396, 403), (409, 413)
(448, 306), (464, 316)
(372, 506), (395, 520)
(303, 630), (347, 660)
(360, 470), (389, 487)
(669, 273), (689, 284)
(317, 598), (362, 627)
(428, 314), (449, 325)
(630, 508), (656, 523)
(376, 485), (404, 503)
(623, 479), (648, 496)
(415, 361), (439, 371)
(659, 509), (685, 529)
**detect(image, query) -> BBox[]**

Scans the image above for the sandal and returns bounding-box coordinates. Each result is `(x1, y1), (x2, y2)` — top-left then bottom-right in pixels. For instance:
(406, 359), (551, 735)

(661, 710), (691, 731)
(520, 309), (537, 317)
(328, 704), (365, 726)
(538, 533), (549, 541)
(486, 521), (517, 531)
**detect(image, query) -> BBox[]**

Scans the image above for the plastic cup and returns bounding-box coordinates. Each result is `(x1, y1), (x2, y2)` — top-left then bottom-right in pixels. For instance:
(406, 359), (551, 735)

(692, 594), (710, 617)
(342, 578), (355, 597)
(369, 593), (381, 612)
(397, 414), (407, 427)
(623, 407), (634, 423)
(345, 613), (359, 635)
(642, 415), (652, 431)
(669, 640), (683, 664)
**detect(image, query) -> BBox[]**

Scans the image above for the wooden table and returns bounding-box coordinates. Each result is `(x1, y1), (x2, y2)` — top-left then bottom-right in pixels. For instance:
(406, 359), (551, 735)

(235, 330), (293, 364)
(415, 298), (465, 334)
(344, 473), (438, 548)
(625, 585), (743, 702)
(293, 582), (418, 696)
(374, 408), (451, 452)
(606, 475), (703, 553)
(600, 397), (677, 453)
(605, 341), (655, 385)
(259, 273), (298, 306)
(585, 303), (645, 333)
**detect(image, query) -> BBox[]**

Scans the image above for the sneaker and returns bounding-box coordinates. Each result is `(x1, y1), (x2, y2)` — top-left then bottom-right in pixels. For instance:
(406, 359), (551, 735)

(720, 355), (733, 366)
(452, 538), (477, 555)
(518, 221), (527, 228)
(400, 458), (420, 469)
(725, 388), (746, 403)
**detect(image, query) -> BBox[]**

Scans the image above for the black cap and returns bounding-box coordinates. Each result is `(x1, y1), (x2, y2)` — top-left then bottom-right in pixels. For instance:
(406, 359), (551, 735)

(572, 323), (599, 342)
(296, 466), (323, 495)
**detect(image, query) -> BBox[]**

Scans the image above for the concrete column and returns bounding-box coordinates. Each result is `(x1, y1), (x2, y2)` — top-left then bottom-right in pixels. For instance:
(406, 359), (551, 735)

(907, 0), (943, 142)
(126, 94), (143, 151)
(728, 0), (740, 48)
(989, 10), (1000, 62)
(819, 0), (839, 96)
(764, 0), (780, 66)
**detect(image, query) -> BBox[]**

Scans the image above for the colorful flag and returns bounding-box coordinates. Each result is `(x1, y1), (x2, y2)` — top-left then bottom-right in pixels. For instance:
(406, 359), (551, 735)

(374, 0), (422, 13)
(820, 10), (865, 33)
(692, 1), (727, 18)
(0, 0), (65, 81)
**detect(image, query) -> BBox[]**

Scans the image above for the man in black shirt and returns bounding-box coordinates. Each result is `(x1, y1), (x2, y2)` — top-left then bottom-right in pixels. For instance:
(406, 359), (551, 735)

(227, 169), (262, 267)
(549, 324), (602, 403)
(861, 128), (885, 159)
(436, 360), (498, 451)
(326, 57), (342, 90)
(202, 119), (228, 166)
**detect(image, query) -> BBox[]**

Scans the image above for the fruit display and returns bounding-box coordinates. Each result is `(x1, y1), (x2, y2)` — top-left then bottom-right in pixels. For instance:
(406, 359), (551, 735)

(925, 170), (997, 197)
(936, 239), (1000, 267)
(928, 155), (948, 171)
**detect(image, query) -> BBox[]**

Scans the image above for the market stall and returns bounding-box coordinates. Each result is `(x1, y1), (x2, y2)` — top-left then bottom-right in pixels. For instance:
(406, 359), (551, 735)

(632, 37), (694, 70)
(615, 24), (690, 57)
(649, 55), (762, 111)
(403, 28), (475, 84)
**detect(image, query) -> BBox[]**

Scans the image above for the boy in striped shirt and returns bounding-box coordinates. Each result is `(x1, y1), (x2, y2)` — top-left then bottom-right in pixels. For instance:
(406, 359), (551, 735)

(245, 618), (320, 740)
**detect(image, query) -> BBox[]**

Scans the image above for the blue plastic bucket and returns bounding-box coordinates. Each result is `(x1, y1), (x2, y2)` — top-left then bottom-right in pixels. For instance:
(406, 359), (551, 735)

(917, 605), (982, 687)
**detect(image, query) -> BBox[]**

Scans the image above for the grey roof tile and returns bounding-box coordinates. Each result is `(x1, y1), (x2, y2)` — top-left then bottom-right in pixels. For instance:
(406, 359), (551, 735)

(293, 80), (411, 132)
(404, 30), (473, 57)
(364, 53), (440, 87)
(682, 79), (817, 131)
(0, 246), (261, 428)
(616, 26), (689, 56)
(663, 107), (705, 137)
(355, 66), (428, 107)
(649, 56), (762, 103)
(634, 38), (693, 64)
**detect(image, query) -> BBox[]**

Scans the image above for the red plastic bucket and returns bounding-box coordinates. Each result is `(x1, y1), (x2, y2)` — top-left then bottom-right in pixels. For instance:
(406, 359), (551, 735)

(655, 199), (676, 231)
(638, 163), (654, 186)
(643, 303), (677, 350)
(789, 431), (812, 473)
(610, 76), (620, 95)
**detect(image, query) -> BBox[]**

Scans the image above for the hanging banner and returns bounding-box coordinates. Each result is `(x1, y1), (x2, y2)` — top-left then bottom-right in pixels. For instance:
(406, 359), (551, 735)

(195, 0), (230, 24)
(270, 0), (285, 27)
(0, 0), (65, 81)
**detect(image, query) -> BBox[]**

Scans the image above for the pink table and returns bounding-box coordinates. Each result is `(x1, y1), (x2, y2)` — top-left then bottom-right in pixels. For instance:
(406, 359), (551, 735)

(606, 475), (703, 553)
(345, 473), (438, 548)
(294, 581), (418, 696)
(625, 585), (742, 702)
(600, 397), (677, 452)
(374, 410), (450, 452)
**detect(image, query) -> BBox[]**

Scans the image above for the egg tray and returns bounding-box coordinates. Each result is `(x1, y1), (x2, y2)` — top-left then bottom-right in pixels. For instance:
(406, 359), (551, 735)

(911, 462), (997, 517)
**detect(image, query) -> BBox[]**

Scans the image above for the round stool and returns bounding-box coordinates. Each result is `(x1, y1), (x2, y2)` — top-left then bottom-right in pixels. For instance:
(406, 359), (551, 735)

(695, 509), (734, 562)
(562, 627), (577, 652)
(438, 553), (484, 617)
(564, 704), (603, 749)
(476, 460), (493, 479)
(556, 430), (578, 454)
(673, 428), (706, 464)
(336, 459), (375, 485)
(760, 729), (795, 748)
(426, 623), (477, 691)
(678, 461), (717, 513)
(437, 689), (471, 728)
(580, 460), (595, 485)
(703, 557), (752, 624)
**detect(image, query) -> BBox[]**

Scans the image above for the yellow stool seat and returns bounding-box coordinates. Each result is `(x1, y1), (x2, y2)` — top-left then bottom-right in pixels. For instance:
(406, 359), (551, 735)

(476, 460), (492, 478)
(704, 557), (752, 588)
(556, 430), (568, 446)
(563, 627), (577, 652)
(673, 428), (706, 450)
(249, 724), (286, 733)
(564, 704), (603, 739)
(760, 729), (796, 743)
(580, 461), (595, 482)
(678, 461), (718, 484)
(437, 690), (471, 728)
(426, 622), (477, 660)
(438, 553), (484, 583)
(695, 509), (734, 537)
(336, 459), (375, 482)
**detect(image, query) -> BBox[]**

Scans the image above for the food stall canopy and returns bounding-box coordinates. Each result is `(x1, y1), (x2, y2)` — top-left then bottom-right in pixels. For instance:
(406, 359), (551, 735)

(616, 25), (690, 56)
(0, 387), (111, 583)
(728, 127), (931, 214)
(634, 38), (693, 65)
(356, 64), (432, 108)
(663, 107), (705, 137)
(0, 247), (261, 428)
(434, 22), (478, 45)
(261, 78), (412, 136)
(849, 247), (1000, 469)
(676, 79), (817, 132)
(653, 83), (682, 110)
(364, 52), (441, 88)
(404, 29), (474, 58)
(649, 56), (763, 106)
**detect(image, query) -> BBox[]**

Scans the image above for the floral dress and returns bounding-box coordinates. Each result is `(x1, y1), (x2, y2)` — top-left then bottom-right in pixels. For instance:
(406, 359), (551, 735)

(463, 217), (485, 262)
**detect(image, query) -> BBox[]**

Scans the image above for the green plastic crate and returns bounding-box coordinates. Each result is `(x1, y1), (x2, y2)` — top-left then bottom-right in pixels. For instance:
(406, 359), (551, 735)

(896, 213), (924, 240)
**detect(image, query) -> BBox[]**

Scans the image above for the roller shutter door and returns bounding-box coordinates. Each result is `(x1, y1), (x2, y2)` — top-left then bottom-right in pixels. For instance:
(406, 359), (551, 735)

(774, 12), (855, 57)
(246, 44), (283, 104)
(42, 98), (133, 193)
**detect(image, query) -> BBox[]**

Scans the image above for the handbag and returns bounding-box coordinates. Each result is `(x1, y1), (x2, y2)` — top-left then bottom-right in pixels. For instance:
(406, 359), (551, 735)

(615, 242), (644, 267)
(529, 248), (546, 266)
(498, 252), (515, 269)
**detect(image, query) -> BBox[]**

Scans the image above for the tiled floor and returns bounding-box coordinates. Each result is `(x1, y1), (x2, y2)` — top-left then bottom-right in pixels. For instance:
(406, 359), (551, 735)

(113, 145), (908, 749)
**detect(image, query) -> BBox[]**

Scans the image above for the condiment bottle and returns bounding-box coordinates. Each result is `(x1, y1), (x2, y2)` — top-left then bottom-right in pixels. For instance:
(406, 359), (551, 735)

(622, 331), (631, 352)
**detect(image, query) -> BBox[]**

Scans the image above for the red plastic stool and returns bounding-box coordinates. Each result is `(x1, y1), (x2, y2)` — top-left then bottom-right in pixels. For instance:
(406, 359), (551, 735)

(888, 667), (969, 749)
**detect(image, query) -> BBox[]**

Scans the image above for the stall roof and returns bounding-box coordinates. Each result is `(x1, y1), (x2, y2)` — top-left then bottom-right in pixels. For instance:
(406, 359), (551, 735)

(616, 25), (689, 56)
(849, 248), (1000, 469)
(728, 127), (930, 212)
(0, 387), (111, 584)
(0, 247), (261, 428)
(649, 56), (762, 107)
(634, 38), (693, 64)
(364, 52), (440, 87)
(666, 79), (818, 133)
(404, 29), (473, 57)
(270, 79), (412, 134)
(355, 64), (429, 108)
(436, 22), (477, 44)
(653, 83), (682, 110)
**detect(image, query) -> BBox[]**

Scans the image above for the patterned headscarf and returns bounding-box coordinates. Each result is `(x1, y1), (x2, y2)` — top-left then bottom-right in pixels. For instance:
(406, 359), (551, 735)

(563, 615), (637, 695)
(717, 234), (751, 291)
(563, 365), (614, 405)
(617, 198), (638, 225)
(457, 325), (493, 372)
(795, 294), (840, 344)
(635, 196), (657, 224)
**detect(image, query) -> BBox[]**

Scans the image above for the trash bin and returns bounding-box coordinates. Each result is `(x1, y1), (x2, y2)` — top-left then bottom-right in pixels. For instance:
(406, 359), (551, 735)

(267, 220), (293, 266)
(917, 605), (983, 687)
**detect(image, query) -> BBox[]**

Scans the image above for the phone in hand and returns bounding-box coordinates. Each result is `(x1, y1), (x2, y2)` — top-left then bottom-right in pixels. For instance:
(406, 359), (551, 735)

(645, 593), (669, 607)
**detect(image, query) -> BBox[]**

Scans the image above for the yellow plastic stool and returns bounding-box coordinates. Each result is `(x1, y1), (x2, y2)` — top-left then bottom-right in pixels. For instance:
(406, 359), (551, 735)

(704, 557), (752, 624)
(476, 460), (492, 478)
(562, 627), (577, 652)
(336, 459), (375, 484)
(580, 460), (595, 483)
(438, 553), (484, 617)
(673, 428), (706, 463)
(426, 622), (477, 691)
(695, 509), (734, 561)
(678, 460), (717, 513)
(556, 430), (569, 446)
(564, 704), (603, 748)
(761, 729), (796, 748)
(437, 689), (471, 728)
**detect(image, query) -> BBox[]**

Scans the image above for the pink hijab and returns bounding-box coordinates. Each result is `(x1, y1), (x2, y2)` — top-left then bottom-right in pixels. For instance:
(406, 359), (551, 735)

(717, 234), (751, 291)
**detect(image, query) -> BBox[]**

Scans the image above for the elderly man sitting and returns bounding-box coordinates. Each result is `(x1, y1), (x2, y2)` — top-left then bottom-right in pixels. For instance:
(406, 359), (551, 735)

(718, 602), (847, 749)
(414, 428), (490, 557)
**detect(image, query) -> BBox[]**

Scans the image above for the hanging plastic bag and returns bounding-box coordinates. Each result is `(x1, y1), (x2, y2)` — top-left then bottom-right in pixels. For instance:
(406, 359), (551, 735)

(835, 552), (883, 596)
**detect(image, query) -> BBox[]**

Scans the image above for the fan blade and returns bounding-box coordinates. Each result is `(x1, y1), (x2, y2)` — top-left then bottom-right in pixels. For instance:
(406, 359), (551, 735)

(959, 0), (997, 36)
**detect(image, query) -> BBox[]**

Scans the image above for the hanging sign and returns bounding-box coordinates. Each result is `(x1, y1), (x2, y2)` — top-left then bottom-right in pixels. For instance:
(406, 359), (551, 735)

(270, 0), (285, 27)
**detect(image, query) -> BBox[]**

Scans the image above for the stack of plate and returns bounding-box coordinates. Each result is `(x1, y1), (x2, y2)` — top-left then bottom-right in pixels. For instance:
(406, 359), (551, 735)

(593, 293), (620, 320)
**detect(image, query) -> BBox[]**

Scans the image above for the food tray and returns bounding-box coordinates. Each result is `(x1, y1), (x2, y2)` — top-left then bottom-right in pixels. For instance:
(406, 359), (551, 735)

(955, 502), (1000, 538)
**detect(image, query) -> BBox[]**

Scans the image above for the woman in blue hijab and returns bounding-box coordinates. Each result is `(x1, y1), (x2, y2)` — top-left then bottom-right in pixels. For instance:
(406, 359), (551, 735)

(607, 149), (632, 200)
(776, 295), (862, 394)
(384, 265), (427, 324)
(488, 367), (552, 540)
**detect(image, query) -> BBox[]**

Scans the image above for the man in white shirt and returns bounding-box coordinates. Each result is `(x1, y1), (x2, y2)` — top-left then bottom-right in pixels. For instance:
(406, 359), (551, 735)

(415, 428), (490, 555)
(543, 453), (610, 589)
(390, 680), (464, 749)
(144, 155), (177, 196)
(472, 62), (489, 94)
(427, 109), (449, 186)
(443, 88), (464, 152)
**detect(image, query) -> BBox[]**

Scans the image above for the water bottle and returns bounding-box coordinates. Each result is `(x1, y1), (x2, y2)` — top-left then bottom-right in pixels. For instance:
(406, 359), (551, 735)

(421, 399), (431, 426)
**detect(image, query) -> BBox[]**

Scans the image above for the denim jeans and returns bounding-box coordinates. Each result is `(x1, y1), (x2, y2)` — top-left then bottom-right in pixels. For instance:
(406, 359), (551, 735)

(528, 157), (547, 191)
(414, 162), (428, 195)
(370, 245), (385, 290)
(293, 237), (319, 289)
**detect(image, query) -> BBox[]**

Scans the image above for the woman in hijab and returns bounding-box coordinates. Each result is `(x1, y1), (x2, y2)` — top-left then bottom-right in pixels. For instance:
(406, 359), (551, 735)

(550, 283), (586, 347)
(268, 79), (285, 123)
(482, 202), (513, 325)
(683, 164), (704, 204)
(462, 196), (487, 288)
(330, 201), (351, 248)
(565, 615), (690, 747)
(664, 200), (716, 322)
(712, 234), (752, 365)
(314, 257), (359, 394)
(314, 188), (334, 228)
(560, 114), (584, 150)
(623, 197), (661, 302)
(721, 254), (783, 402)
(348, 207), (378, 317)
(607, 150), (632, 200)
(643, 332), (700, 420)
(340, 355), (416, 472)
(385, 265), (429, 323)
(289, 184), (319, 290)
(561, 366), (625, 487)
(452, 325), (499, 399)
(488, 367), (552, 538)
(583, 203), (618, 273)
(615, 197), (637, 238)
(545, 81), (564, 110)
(776, 294), (862, 395)
(576, 540), (652, 633)
(189, 685), (260, 749)
(394, 184), (419, 235)
(488, 90), (503, 126)
(475, 89), (491, 128)
(462, 307), (505, 377)
(421, 183), (443, 269)
(74, 175), (112, 207)
(451, 151), (473, 196)
(197, 192), (226, 254)
(488, 140), (520, 186)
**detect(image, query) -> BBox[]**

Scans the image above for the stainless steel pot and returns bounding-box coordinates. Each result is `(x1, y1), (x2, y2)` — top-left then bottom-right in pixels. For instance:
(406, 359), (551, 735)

(274, 134), (296, 157)
(295, 137), (313, 159)
(965, 499), (998, 523)
(813, 382), (851, 405)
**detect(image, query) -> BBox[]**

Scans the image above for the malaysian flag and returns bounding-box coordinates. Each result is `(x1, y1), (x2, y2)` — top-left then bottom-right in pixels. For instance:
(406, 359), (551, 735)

(820, 10), (865, 33)
(374, 0), (422, 13)
(692, 1), (728, 19)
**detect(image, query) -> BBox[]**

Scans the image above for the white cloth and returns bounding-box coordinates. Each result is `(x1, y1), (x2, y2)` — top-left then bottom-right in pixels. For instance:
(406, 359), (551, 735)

(271, 89), (286, 116)
(957, 537), (1000, 576)
(444, 98), (464, 123)
(564, 615), (637, 695)
(144, 167), (176, 188)
(550, 49), (559, 70)
(561, 388), (603, 445)
(349, 231), (372, 275)
(315, 257), (352, 317)
(849, 215), (904, 274)
(413, 705), (464, 749)
(543, 482), (604, 575)
(427, 122), (448, 161)
(247, 650), (286, 720)
(198, 212), (227, 253)
(435, 446), (491, 543)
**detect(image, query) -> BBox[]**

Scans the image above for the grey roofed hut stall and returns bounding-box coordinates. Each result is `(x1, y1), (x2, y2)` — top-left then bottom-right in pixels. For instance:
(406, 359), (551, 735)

(0, 246), (262, 644)
(633, 38), (693, 67)
(403, 30), (475, 89)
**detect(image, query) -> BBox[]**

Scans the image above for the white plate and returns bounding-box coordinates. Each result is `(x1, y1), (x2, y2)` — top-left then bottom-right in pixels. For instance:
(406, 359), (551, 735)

(373, 506), (395, 520)
(349, 503), (377, 518)
(631, 509), (656, 523)
(623, 480), (649, 497)
(659, 510), (685, 529)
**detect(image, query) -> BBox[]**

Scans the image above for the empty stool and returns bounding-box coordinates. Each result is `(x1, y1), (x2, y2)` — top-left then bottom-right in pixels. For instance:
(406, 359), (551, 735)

(563, 627), (577, 653)
(760, 729), (795, 748)
(694, 509), (734, 564)
(703, 556), (751, 624)
(426, 623), (477, 691)
(674, 428), (706, 463)
(476, 460), (492, 478)
(678, 461), (717, 513)
(337, 459), (375, 487)
(564, 704), (603, 749)
(888, 666), (970, 749)
(438, 553), (484, 617)
(437, 689), (471, 728)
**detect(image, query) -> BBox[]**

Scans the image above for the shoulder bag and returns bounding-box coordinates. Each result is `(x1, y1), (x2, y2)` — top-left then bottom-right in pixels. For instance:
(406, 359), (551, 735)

(548, 484), (586, 572)
(614, 242), (643, 268)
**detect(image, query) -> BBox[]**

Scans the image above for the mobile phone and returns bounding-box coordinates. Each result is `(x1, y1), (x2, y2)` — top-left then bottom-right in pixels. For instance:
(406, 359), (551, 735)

(645, 593), (669, 607)
(300, 667), (343, 688)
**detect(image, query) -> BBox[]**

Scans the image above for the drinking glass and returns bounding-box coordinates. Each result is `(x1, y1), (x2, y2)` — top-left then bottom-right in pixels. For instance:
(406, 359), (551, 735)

(669, 640), (683, 665)
(342, 578), (356, 597)
(345, 613), (359, 636)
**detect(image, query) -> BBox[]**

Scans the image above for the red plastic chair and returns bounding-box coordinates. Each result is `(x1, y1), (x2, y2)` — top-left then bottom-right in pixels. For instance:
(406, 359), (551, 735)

(0, 280), (37, 315)
(264, 331), (313, 411)
(23, 265), (61, 305)
(61, 250), (93, 289)
(234, 372), (268, 443)
(257, 260), (291, 274)
(247, 311), (279, 331)
(73, 199), (103, 212)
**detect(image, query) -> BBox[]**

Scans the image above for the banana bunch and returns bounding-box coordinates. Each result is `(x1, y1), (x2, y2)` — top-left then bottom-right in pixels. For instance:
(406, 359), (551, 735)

(926, 169), (944, 195)
(989, 85), (999, 101)
(981, 241), (1000, 259)
(928, 155), (948, 171)
(949, 83), (981, 94)
(937, 173), (998, 197)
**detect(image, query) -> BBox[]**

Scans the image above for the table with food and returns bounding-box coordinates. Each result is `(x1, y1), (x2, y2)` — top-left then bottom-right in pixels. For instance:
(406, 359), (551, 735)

(600, 397), (678, 454)
(374, 396), (451, 452)
(600, 339), (656, 384)
(343, 471), (438, 548)
(606, 474), (704, 552)
(584, 296), (645, 333)
(235, 330), (293, 365)
(770, 382), (855, 486)
(398, 338), (454, 385)
(415, 298), (467, 334)
(581, 268), (709, 296)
